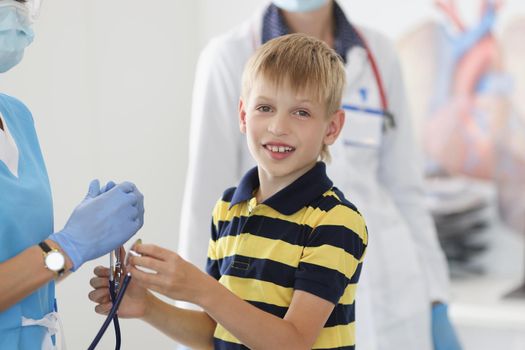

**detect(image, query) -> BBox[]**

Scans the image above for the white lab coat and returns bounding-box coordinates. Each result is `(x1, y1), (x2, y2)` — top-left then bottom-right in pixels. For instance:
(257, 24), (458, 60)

(179, 7), (449, 350)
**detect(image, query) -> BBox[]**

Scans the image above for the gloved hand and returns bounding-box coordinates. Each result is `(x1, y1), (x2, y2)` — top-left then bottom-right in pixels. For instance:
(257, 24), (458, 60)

(100, 180), (116, 193)
(49, 179), (144, 271)
(432, 303), (462, 350)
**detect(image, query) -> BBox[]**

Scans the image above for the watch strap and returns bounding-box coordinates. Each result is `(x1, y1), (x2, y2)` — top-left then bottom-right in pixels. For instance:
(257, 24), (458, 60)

(38, 241), (52, 253)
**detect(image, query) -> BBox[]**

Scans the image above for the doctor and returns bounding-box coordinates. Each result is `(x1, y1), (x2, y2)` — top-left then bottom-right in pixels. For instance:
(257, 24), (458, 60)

(179, 1), (461, 349)
(0, 0), (144, 348)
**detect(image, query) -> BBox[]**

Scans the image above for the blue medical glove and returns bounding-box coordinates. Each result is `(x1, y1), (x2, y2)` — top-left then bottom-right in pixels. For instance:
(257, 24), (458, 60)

(100, 180), (116, 193)
(49, 180), (145, 271)
(432, 303), (462, 350)
(99, 181), (146, 221)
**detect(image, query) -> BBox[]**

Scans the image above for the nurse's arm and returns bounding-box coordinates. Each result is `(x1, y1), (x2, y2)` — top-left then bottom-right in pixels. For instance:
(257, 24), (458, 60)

(0, 239), (73, 311)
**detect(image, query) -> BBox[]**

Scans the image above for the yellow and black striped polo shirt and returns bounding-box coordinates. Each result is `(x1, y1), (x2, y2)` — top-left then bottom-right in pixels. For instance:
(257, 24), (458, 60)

(206, 162), (368, 350)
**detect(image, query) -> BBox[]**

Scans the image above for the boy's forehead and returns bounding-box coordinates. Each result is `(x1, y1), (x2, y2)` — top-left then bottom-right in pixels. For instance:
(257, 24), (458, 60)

(251, 74), (322, 102)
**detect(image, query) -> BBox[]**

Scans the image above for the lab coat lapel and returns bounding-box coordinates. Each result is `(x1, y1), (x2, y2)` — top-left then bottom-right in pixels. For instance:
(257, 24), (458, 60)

(343, 45), (381, 109)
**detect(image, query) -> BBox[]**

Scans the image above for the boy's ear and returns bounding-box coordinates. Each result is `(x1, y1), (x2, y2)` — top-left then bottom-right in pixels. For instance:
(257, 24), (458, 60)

(324, 109), (345, 146)
(238, 98), (247, 134)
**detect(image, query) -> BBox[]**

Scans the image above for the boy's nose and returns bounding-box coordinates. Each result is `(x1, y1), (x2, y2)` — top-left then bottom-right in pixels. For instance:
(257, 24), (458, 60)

(267, 113), (289, 136)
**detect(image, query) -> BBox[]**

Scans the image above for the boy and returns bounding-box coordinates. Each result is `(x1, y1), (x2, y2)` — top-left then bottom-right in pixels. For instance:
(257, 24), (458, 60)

(89, 33), (368, 350)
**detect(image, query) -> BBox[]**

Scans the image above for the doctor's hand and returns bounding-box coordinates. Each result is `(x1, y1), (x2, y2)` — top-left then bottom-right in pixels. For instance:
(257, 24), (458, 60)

(127, 244), (213, 304)
(49, 179), (145, 271)
(88, 263), (151, 319)
(432, 303), (462, 350)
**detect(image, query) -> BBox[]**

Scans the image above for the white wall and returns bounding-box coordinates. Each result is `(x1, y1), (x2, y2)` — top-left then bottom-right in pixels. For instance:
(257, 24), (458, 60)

(1, 0), (525, 349)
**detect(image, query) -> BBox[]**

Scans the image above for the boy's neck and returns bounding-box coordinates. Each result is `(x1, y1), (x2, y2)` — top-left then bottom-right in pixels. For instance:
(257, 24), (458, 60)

(281, 1), (335, 49)
(255, 161), (317, 203)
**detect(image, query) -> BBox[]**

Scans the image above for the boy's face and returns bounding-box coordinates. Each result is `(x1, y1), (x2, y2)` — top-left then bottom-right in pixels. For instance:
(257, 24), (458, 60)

(239, 76), (344, 183)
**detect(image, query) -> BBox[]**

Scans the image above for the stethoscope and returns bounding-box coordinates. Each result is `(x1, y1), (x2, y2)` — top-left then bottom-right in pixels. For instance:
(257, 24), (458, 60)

(345, 28), (396, 132)
(87, 249), (132, 350)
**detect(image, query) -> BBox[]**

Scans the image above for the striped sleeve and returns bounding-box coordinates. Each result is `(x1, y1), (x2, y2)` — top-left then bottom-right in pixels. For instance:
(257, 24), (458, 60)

(294, 202), (368, 304)
(206, 213), (221, 280)
(205, 192), (231, 280)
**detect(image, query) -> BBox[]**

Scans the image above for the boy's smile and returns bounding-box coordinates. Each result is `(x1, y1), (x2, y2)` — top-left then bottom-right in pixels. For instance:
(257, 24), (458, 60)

(263, 142), (295, 160)
(239, 77), (344, 200)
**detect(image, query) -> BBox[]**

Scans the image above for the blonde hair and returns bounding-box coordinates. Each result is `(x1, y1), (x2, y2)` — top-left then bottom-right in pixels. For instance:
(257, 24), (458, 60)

(241, 33), (346, 161)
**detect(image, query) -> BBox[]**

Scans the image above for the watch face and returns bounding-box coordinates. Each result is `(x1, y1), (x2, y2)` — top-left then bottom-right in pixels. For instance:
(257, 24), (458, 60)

(45, 251), (65, 272)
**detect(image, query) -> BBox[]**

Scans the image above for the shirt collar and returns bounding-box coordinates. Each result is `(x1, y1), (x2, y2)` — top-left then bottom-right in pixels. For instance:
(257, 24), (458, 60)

(229, 162), (333, 215)
(261, 2), (364, 64)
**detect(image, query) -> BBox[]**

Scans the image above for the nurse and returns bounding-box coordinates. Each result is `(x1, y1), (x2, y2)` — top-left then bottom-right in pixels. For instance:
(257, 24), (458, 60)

(0, 0), (144, 348)
(179, 1), (461, 349)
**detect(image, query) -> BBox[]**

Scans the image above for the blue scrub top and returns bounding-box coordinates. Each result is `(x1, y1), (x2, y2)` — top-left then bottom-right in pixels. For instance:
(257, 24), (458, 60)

(0, 93), (55, 349)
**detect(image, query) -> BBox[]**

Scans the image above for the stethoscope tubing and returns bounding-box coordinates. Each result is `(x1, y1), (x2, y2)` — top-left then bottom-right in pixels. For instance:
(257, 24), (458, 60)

(87, 273), (131, 350)
(109, 282), (122, 349)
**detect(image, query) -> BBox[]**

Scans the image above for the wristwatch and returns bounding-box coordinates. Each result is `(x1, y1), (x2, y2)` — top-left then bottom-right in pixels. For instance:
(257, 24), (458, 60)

(38, 241), (65, 277)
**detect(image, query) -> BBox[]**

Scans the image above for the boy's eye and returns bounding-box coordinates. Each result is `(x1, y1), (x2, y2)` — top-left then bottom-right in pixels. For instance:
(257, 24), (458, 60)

(256, 105), (273, 113)
(294, 109), (310, 118)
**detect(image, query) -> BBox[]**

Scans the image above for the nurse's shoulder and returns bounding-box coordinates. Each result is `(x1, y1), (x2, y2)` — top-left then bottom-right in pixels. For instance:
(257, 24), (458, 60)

(0, 93), (35, 125)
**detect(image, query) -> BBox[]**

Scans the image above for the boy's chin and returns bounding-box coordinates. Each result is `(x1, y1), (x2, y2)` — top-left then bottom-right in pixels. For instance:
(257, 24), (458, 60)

(259, 160), (316, 179)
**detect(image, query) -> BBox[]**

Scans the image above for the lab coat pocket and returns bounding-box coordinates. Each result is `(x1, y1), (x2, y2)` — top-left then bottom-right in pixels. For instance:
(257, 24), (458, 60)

(342, 108), (383, 149)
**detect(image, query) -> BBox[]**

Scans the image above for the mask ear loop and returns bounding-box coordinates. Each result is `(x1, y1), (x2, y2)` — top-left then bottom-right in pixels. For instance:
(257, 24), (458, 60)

(88, 272), (131, 350)
(25, 0), (43, 23)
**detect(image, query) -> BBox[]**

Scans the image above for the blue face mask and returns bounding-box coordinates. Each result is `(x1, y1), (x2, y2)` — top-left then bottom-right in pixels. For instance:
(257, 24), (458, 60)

(272, 0), (328, 13)
(0, 4), (34, 73)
